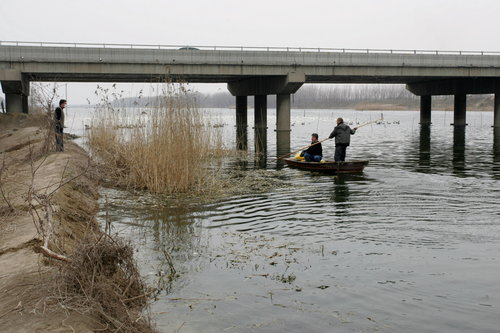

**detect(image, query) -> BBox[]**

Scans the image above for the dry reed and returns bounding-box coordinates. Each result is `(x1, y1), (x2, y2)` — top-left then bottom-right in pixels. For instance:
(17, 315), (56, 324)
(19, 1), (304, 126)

(87, 83), (226, 194)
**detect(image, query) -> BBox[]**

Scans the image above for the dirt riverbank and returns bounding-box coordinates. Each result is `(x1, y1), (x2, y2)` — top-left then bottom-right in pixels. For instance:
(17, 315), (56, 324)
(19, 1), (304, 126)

(0, 113), (154, 332)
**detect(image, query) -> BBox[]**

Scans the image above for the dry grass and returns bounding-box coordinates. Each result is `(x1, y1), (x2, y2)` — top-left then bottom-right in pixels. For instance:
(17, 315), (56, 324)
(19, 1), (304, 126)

(87, 83), (227, 194)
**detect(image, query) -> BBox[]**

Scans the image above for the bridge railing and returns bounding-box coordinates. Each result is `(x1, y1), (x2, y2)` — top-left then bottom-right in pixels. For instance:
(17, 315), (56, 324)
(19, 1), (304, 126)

(1, 40), (499, 56)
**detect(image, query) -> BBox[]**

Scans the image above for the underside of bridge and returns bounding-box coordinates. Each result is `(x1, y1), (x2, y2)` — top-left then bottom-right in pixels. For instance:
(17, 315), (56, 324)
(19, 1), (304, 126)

(226, 73), (305, 157)
(2, 70), (500, 157)
(2, 43), (500, 160)
(406, 77), (500, 128)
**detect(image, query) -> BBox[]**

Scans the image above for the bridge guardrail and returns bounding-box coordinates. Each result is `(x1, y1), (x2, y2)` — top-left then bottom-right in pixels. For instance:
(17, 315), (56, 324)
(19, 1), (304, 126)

(0, 40), (499, 56)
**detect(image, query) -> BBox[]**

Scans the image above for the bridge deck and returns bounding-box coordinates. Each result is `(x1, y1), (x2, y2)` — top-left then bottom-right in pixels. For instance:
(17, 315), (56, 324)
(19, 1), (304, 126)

(2, 43), (500, 84)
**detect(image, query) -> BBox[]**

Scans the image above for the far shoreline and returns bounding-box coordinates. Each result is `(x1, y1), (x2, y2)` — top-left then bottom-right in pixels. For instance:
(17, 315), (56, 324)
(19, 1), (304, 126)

(70, 105), (494, 111)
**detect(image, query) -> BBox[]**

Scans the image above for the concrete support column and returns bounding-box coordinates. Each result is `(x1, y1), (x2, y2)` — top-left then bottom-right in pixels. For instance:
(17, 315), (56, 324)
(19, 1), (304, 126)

(494, 93), (500, 128)
(22, 94), (29, 114)
(453, 94), (467, 126)
(276, 94), (291, 158)
(5, 93), (24, 113)
(235, 96), (248, 150)
(420, 95), (432, 125)
(1, 78), (30, 113)
(254, 95), (267, 156)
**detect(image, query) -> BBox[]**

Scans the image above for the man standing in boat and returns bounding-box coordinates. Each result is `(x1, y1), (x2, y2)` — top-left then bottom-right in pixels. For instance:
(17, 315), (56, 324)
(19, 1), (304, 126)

(301, 133), (323, 162)
(328, 117), (357, 162)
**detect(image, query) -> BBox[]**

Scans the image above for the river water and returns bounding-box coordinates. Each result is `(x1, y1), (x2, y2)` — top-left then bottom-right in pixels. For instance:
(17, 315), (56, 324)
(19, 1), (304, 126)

(66, 107), (500, 332)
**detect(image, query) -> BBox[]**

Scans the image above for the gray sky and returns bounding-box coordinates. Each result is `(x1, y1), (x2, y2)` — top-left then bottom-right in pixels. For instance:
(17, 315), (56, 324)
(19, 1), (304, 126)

(2, 0), (500, 104)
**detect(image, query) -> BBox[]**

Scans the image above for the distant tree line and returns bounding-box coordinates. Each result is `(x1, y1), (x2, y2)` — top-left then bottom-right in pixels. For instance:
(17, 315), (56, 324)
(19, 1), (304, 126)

(292, 84), (419, 109)
(111, 84), (495, 111)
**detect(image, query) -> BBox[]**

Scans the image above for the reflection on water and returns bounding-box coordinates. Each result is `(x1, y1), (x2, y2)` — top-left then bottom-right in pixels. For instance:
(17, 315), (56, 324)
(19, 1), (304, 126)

(418, 124), (431, 168)
(94, 110), (500, 333)
(453, 126), (466, 175)
(254, 152), (267, 169)
(495, 127), (500, 155)
(331, 174), (351, 203)
(494, 128), (500, 178)
(226, 155), (250, 173)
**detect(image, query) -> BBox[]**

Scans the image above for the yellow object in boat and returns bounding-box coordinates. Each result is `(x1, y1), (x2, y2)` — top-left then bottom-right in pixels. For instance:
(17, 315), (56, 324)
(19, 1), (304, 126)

(320, 159), (326, 163)
(294, 152), (305, 161)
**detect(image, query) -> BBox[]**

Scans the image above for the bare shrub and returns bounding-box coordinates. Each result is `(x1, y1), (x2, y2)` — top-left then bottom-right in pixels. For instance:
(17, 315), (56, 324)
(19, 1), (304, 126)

(29, 82), (60, 154)
(53, 234), (156, 332)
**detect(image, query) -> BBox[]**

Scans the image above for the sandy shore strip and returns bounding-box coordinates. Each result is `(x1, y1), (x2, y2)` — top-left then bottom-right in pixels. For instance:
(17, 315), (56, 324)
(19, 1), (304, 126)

(0, 113), (155, 333)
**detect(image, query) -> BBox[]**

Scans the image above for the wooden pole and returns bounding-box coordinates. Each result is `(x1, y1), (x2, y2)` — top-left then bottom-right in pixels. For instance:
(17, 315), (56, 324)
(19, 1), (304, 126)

(276, 137), (331, 160)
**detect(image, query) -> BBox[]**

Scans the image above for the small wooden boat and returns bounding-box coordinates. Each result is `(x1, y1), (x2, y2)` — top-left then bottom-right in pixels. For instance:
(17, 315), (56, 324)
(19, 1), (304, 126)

(283, 158), (369, 174)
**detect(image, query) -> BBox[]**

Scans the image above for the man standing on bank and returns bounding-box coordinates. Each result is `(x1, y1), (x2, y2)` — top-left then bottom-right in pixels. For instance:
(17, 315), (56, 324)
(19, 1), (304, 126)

(328, 117), (357, 162)
(54, 99), (67, 152)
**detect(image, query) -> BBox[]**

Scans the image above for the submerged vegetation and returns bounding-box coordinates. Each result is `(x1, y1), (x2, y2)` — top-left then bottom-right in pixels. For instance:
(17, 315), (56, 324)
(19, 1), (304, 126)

(87, 83), (228, 194)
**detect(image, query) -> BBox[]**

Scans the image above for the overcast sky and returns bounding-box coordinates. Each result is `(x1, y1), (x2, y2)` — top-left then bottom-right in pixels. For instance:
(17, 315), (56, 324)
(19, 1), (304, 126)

(2, 0), (500, 104)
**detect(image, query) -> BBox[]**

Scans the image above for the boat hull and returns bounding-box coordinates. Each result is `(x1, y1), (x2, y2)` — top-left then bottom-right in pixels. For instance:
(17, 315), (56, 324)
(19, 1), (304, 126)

(284, 158), (369, 174)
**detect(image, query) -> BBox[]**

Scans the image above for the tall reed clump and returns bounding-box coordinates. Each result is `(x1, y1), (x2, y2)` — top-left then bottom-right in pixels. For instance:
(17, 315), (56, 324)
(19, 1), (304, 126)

(87, 83), (225, 194)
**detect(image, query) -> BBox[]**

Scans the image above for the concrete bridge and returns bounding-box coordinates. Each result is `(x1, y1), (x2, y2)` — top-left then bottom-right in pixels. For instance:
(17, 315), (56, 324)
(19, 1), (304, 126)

(2, 41), (500, 154)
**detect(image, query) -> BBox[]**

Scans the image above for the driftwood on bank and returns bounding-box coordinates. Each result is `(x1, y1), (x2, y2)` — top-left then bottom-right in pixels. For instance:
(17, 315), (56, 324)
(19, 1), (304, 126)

(38, 245), (71, 262)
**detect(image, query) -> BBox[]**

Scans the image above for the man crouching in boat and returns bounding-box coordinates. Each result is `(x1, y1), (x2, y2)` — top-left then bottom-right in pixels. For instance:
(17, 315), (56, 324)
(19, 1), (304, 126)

(328, 117), (357, 162)
(301, 133), (322, 162)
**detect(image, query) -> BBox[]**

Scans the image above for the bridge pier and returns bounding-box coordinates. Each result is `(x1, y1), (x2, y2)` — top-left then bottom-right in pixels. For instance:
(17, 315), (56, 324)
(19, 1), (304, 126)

(3, 93), (28, 113)
(453, 94), (467, 126)
(235, 96), (248, 150)
(420, 95), (432, 125)
(494, 93), (500, 128)
(227, 73), (304, 158)
(254, 95), (267, 156)
(407, 79), (500, 128)
(0, 71), (30, 113)
(276, 94), (291, 158)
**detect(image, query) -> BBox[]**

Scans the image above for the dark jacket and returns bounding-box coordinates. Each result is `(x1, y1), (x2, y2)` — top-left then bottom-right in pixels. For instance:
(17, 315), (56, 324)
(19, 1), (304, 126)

(329, 123), (356, 146)
(54, 106), (64, 128)
(304, 141), (322, 156)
